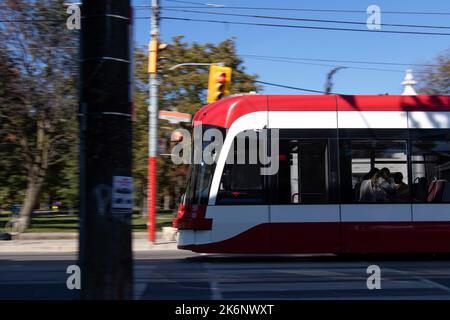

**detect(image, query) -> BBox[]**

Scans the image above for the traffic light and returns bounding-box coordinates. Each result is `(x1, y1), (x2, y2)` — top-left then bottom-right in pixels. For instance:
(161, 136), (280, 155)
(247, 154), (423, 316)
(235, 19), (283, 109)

(207, 65), (232, 103)
(148, 40), (168, 74)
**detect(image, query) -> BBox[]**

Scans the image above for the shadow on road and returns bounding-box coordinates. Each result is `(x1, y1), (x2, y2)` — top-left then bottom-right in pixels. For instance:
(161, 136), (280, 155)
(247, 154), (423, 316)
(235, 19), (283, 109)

(183, 253), (450, 264)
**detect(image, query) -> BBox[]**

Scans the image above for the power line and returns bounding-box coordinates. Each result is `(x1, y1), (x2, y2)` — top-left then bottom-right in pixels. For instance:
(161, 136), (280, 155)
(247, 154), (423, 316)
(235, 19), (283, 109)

(136, 0), (224, 8)
(157, 5), (450, 16)
(243, 56), (426, 74)
(1, 42), (427, 74)
(4, 7), (449, 33)
(162, 8), (450, 29)
(255, 80), (332, 94)
(2, 3), (450, 16)
(133, 43), (435, 73)
(240, 54), (438, 68)
(159, 16), (450, 36)
(163, 0), (212, 5)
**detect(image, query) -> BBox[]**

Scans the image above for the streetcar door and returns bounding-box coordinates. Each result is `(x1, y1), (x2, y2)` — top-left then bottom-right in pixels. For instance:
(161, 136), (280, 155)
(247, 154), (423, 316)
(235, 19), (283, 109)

(410, 137), (450, 252)
(269, 133), (341, 253)
(339, 138), (413, 253)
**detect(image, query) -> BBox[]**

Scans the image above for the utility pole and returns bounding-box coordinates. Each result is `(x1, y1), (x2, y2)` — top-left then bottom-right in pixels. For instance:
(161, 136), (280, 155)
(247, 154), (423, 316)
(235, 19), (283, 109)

(148, 0), (160, 242)
(79, 0), (133, 299)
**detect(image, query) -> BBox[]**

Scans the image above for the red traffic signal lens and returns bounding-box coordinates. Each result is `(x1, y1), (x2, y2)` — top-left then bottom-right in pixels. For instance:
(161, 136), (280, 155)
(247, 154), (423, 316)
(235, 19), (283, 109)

(216, 72), (226, 84)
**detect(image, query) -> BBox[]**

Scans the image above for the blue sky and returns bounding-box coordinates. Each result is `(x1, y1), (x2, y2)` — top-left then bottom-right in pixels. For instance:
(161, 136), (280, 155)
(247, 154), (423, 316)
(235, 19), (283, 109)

(132, 0), (450, 95)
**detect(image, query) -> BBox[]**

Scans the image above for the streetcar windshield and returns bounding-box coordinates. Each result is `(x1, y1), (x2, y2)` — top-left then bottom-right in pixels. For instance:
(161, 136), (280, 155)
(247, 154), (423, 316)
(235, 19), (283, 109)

(184, 125), (225, 205)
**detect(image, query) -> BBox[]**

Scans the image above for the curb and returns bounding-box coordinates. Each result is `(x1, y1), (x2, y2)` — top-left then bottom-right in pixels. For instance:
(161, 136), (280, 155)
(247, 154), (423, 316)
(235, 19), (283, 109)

(0, 239), (178, 253)
(0, 230), (180, 253)
(13, 232), (161, 240)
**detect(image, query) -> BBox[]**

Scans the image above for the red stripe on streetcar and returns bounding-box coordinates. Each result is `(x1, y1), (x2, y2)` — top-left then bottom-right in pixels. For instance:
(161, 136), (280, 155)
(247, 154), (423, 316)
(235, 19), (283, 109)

(192, 95), (450, 128)
(193, 95), (267, 129)
(178, 221), (450, 254)
(269, 95), (337, 111)
(337, 95), (450, 112)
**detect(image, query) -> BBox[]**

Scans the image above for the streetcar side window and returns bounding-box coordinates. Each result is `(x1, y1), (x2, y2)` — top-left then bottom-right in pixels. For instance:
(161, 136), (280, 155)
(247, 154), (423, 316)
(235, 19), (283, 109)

(273, 139), (330, 204)
(411, 140), (450, 203)
(216, 131), (266, 205)
(340, 140), (409, 203)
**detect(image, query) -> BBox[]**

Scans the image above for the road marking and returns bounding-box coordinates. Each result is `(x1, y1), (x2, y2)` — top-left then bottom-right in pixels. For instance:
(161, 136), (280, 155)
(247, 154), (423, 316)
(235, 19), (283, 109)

(384, 267), (450, 294)
(414, 277), (450, 293)
(275, 269), (348, 277)
(203, 262), (223, 300)
(133, 283), (148, 300)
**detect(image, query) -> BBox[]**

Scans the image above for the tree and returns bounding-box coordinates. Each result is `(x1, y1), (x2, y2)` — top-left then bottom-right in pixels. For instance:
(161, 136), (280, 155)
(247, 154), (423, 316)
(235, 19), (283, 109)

(133, 36), (260, 211)
(0, 51), (28, 209)
(0, 0), (78, 229)
(418, 50), (450, 95)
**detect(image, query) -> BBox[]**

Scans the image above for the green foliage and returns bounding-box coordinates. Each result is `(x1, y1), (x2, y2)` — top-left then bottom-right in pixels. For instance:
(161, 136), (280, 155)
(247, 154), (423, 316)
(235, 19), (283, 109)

(43, 143), (79, 209)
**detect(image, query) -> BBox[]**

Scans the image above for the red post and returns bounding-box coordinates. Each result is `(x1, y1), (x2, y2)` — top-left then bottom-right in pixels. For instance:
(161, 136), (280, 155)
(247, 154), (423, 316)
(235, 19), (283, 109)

(148, 157), (157, 242)
(147, 0), (159, 243)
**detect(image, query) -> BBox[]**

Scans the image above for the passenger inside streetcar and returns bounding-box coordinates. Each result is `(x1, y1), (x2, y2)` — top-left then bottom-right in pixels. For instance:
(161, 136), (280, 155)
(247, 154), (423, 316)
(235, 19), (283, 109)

(392, 172), (410, 202)
(358, 168), (401, 203)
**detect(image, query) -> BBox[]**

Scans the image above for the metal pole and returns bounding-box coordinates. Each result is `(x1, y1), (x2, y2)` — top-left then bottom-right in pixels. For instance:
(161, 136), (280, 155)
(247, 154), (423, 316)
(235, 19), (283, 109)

(79, 0), (133, 299)
(169, 62), (225, 71)
(148, 0), (159, 242)
(325, 66), (346, 95)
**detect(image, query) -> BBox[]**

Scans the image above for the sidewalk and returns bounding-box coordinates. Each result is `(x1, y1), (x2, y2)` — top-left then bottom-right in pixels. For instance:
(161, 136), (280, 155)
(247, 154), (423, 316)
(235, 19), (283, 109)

(13, 231), (153, 240)
(0, 232), (178, 253)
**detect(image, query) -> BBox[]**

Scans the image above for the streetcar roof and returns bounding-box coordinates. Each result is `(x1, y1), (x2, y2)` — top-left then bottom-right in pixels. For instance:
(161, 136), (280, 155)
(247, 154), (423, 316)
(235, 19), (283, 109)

(192, 95), (450, 129)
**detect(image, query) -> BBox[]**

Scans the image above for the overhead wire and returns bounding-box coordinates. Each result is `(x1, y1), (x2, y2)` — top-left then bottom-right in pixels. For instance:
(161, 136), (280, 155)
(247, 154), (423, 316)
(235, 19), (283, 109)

(156, 16), (450, 36)
(161, 8), (450, 30)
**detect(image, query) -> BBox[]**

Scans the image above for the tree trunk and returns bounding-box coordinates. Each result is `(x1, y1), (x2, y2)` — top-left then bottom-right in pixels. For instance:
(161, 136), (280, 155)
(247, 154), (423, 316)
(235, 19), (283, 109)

(17, 118), (50, 232)
(18, 177), (43, 231)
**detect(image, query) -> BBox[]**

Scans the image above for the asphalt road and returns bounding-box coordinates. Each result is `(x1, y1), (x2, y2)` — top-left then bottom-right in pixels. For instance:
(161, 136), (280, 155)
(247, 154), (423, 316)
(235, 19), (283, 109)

(1, 250), (450, 300)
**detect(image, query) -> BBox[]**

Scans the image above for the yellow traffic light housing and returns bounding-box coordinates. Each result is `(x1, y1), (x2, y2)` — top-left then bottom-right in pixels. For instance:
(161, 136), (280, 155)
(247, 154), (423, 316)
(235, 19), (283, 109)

(148, 39), (158, 74)
(207, 65), (232, 104)
(148, 40), (168, 74)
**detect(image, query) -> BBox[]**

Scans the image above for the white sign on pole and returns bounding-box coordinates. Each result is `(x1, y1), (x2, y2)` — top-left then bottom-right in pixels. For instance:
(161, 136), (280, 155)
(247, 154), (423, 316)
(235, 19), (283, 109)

(159, 110), (191, 124)
(111, 176), (133, 210)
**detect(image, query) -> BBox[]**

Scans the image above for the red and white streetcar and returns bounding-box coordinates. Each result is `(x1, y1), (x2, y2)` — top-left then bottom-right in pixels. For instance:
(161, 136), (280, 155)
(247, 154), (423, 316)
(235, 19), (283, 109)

(173, 94), (450, 254)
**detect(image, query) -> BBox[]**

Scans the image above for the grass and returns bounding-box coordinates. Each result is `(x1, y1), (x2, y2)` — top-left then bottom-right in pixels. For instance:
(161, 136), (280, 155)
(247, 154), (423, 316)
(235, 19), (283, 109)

(0, 210), (175, 233)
